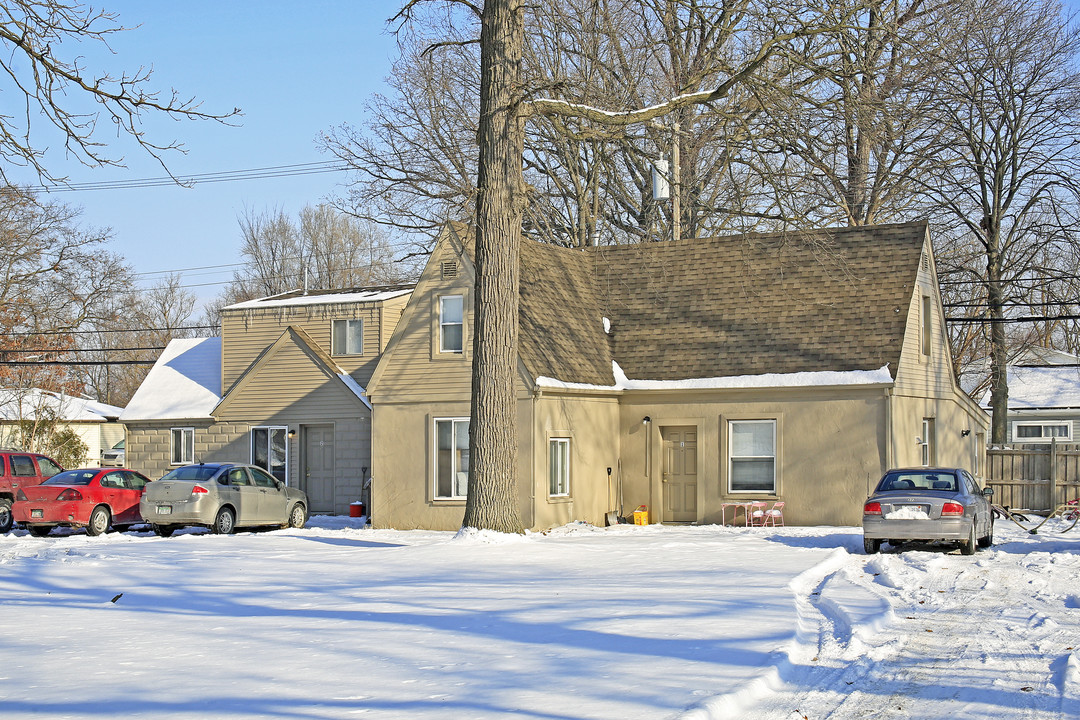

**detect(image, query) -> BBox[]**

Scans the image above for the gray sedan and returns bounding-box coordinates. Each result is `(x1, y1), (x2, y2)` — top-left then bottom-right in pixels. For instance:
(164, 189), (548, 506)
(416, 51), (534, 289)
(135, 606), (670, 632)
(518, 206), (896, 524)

(862, 467), (994, 555)
(141, 463), (308, 537)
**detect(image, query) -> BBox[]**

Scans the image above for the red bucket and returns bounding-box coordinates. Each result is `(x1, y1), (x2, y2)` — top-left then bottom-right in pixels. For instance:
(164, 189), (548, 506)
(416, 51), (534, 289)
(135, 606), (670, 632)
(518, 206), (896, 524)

(349, 502), (365, 518)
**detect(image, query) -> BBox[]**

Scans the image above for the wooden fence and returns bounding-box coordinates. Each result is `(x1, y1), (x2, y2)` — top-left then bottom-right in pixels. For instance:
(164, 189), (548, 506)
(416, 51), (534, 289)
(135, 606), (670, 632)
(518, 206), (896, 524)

(985, 442), (1080, 511)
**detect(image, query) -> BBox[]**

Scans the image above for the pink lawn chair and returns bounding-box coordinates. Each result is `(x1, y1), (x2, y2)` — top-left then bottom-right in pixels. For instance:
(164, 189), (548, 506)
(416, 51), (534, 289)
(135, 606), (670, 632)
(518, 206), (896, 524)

(761, 501), (785, 527)
(748, 501), (769, 526)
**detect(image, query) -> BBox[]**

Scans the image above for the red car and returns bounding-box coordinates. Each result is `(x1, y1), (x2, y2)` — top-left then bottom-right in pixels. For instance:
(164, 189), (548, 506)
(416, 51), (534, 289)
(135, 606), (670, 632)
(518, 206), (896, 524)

(13, 468), (152, 537)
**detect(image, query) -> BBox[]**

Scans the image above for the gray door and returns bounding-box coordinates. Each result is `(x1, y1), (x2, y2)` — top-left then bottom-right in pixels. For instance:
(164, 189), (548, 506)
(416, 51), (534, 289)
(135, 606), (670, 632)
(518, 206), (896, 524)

(303, 425), (336, 514)
(662, 426), (698, 523)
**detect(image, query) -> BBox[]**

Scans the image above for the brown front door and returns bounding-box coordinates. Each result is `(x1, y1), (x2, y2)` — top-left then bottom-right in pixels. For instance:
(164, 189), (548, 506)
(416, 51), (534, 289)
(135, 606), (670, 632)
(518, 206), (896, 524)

(302, 425), (336, 514)
(662, 426), (697, 523)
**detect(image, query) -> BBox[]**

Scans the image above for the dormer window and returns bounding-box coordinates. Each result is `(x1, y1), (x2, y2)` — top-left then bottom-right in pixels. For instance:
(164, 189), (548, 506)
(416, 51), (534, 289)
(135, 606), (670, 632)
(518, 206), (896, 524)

(332, 319), (363, 356)
(439, 295), (464, 353)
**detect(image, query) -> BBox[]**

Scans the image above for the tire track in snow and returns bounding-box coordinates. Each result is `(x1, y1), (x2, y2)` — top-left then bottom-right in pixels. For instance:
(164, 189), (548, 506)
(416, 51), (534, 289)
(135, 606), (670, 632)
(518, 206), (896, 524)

(701, 538), (1080, 720)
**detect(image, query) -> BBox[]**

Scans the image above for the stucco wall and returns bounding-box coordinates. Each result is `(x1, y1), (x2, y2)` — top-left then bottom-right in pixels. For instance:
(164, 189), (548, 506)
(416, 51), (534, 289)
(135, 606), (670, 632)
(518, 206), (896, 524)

(611, 387), (889, 527)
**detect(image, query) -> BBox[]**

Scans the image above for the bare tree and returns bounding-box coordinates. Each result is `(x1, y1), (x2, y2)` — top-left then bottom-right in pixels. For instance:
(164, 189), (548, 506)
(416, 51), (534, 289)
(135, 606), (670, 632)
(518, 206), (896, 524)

(925, 0), (1080, 443)
(0, 0), (238, 182)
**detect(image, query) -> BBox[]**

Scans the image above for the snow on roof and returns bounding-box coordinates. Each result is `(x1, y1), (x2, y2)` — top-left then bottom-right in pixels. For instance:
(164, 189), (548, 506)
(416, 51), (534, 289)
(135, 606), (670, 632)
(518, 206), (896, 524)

(0, 388), (123, 422)
(337, 373), (372, 410)
(120, 337), (222, 421)
(223, 288), (412, 311)
(981, 364), (1080, 409)
(535, 361), (893, 392)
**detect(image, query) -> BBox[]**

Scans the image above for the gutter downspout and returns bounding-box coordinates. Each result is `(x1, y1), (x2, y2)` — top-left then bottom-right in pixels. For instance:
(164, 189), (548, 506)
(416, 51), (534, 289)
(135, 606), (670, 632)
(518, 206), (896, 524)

(530, 386), (540, 530)
(884, 386), (894, 470)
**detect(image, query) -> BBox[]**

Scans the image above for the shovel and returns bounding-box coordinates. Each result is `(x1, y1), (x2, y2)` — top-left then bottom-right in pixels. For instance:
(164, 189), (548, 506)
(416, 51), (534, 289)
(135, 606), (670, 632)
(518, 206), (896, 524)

(605, 466), (619, 526)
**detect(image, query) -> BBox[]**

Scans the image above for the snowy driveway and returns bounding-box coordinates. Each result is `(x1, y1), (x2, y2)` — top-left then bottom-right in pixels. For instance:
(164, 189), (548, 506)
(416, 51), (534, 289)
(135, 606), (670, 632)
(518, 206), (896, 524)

(0, 519), (1077, 719)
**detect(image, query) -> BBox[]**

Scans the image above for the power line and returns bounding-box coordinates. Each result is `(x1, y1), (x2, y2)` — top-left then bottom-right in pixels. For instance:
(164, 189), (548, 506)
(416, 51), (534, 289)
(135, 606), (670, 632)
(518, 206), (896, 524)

(0, 346), (166, 354)
(0, 326), (216, 337)
(946, 315), (1080, 324)
(34, 161), (351, 193)
(0, 360), (157, 366)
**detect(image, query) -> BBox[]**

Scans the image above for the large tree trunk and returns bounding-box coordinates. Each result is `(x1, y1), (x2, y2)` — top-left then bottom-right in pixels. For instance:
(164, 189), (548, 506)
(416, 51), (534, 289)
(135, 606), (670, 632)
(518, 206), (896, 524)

(463, 0), (526, 533)
(986, 223), (1009, 445)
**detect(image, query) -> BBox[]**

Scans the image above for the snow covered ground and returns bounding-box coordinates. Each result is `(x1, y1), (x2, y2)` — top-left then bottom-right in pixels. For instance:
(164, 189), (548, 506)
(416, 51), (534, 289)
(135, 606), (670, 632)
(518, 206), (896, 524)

(0, 517), (1077, 719)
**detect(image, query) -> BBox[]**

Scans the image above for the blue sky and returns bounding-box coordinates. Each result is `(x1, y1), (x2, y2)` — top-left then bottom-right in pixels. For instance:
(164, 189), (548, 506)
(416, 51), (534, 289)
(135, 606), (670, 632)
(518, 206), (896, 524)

(14, 2), (398, 303)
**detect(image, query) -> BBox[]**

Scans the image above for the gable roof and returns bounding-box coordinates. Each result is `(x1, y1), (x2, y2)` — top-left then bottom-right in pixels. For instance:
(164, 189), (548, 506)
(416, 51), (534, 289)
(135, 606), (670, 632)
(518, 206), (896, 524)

(516, 222), (926, 385)
(120, 337), (222, 421)
(215, 326), (371, 414)
(981, 364), (1080, 410)
(0, 388), (123, 422)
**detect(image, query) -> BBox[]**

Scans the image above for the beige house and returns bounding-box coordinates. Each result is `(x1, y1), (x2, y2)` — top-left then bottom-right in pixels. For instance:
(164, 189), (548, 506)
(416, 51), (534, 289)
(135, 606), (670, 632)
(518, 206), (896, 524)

(366, 222), (989, 530)
(120, 287), (412, 514)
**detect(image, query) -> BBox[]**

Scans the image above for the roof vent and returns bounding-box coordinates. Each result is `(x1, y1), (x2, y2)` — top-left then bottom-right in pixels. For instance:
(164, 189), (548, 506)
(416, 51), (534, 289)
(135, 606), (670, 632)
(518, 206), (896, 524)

(441, 261), (458, 279)
(922, 253), (930, 272)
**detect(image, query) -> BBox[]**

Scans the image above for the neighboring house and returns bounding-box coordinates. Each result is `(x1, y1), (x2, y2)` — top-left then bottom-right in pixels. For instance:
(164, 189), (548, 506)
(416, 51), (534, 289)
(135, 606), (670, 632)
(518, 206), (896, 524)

(120, 287), (413, 514)
(980, 350), (1080, 447)
(0, 388), (124, 466)
(366, 221), (989, 530)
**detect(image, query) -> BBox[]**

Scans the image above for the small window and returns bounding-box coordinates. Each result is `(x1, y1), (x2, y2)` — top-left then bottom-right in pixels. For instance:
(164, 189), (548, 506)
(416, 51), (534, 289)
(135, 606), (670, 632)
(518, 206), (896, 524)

(170, 428), (194, 465)
(37, 457), (62, 477)
(227, 468), (251, 486)
(921, 418), (936, 466)
(251, 426), (288, 483)
(549, 438), (570, 497)
(11, 455), (36, 477)
(1013, 421), (1072, 443)
(332, 319), (364, 356)
(435, 418), (469, 499)
(729, 420), (776, 493)
(921, 295), (932, 356)
(439, 295), (464, 354)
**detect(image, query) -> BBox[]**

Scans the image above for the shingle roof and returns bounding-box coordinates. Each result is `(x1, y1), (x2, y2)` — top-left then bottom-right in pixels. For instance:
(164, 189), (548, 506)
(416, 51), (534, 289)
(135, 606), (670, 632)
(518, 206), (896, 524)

(516, 222), (926, 385)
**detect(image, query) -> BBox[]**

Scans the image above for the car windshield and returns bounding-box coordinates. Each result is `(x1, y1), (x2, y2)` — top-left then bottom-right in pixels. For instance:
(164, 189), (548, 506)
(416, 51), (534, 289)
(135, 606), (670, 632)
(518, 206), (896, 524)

(41, 470), (97, 486)
(160, 466), (220, 482)
(877, 471), (958, 492)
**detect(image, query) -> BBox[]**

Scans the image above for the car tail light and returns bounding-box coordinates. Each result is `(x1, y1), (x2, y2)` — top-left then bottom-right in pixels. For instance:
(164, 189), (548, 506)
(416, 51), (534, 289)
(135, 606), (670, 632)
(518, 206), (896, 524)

(941, 501), (964, 516)
(15, 489), (27, 501)
(191, 485), (210, 496)
(56, 489), (82, 502)
(864, 501), (882, 515)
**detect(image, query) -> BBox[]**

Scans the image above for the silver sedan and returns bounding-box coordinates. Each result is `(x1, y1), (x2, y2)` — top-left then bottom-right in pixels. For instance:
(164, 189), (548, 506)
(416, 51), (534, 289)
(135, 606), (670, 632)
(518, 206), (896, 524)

(141, 463), (308, 537)
(862, 467), (994, 555)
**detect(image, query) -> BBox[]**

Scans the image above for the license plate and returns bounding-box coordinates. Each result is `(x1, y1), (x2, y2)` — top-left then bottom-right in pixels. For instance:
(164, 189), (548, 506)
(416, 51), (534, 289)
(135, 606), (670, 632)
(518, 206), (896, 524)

(898, 504), (930, 513)
(156, 505), (172, 515)
(31, 509), (42, 518)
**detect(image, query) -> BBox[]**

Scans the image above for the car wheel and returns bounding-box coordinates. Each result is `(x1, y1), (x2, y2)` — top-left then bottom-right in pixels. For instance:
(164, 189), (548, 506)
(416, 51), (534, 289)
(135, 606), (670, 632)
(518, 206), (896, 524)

(0, 498), (12, 533)
(288, 503), (306, 529)
(152, 524), (175, 538)
(212, 507), (235, 535)
(27, 525), (52, 537)
(960, 522), (977, 555)
(978, 516), (994, 548)
(86, 506), (111, 536)
(863, 537), (881, 554)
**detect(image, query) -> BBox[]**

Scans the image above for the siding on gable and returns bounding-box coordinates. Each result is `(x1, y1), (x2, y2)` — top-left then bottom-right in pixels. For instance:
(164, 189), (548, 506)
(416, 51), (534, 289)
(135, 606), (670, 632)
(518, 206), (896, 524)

(368, 233), (476, 403)
(221, 299), (404, 392)
(214, 337), (368, 421)
(893, 242), (955, 399)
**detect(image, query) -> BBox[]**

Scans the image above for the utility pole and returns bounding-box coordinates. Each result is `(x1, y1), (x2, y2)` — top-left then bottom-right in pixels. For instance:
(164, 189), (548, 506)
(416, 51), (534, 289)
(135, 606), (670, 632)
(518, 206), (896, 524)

(671, 120), (680, 242)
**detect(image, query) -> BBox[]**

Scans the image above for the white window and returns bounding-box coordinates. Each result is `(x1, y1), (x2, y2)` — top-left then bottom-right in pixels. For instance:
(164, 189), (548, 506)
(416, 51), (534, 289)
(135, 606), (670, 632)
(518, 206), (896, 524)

(332, 319), (364, 355)
(549, 438), (570, 497)
(170, 427), (194, 465)
(1013, 421), (1072, 443)
(729, 420), (776, 493)
(435, 418), (469, 499)
(251, 426), (288, 484)
(920, 418), (936, 466)
(439, 295), (464, 353)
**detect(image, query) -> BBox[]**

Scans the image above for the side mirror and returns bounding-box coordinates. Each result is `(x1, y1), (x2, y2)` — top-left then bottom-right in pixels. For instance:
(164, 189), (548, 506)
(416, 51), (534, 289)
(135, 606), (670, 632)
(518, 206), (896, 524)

(275, 480), (284, 491)
(982, 487), (994, 497)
